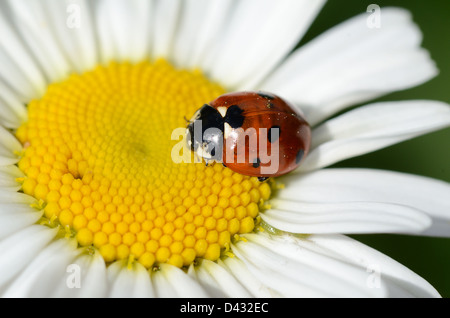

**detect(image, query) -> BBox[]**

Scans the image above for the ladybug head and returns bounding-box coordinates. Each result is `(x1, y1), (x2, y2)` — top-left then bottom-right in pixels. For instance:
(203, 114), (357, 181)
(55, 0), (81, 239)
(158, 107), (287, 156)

(186, 104), (224, 161)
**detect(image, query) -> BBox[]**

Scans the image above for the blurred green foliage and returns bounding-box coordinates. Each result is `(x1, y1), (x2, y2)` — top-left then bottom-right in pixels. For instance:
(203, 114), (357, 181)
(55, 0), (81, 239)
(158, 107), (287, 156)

(300, 0), (450, 297)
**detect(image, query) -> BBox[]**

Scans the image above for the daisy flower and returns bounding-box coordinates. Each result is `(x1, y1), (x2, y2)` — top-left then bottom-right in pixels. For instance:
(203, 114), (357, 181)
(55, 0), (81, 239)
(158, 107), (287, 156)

(0, 0), (449, 298)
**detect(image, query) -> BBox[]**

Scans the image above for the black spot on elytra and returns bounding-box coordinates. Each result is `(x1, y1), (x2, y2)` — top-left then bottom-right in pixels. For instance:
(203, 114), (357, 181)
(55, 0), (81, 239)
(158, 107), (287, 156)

(258, 92), (275, 100)
(224, 105), (245, 128)
(296, 149), (304, 164)
(268, 125), (281, 143)
(252, 157), (261, 168)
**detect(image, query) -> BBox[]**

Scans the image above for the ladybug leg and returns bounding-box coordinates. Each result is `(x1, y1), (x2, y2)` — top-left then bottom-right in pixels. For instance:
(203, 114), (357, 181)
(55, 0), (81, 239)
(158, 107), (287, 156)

(258, 177), (269, 182)
(205, 159), (215, 167)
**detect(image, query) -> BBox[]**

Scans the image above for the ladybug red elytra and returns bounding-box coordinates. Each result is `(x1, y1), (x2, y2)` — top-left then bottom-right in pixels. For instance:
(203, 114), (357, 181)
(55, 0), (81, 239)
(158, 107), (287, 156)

(186, 91), (311, 181)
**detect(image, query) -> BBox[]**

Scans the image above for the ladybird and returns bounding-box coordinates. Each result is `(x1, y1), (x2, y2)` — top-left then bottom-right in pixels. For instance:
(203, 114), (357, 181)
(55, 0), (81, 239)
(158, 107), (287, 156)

(186, 91), (311, 181)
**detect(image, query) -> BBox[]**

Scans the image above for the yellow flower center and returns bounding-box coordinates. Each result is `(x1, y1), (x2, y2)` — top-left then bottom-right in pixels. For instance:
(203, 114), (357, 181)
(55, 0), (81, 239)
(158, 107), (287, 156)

(15, 59), (271, 269)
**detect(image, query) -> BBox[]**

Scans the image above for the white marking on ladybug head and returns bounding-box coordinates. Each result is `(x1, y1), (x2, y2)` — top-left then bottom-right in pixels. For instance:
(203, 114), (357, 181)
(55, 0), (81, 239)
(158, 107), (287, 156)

(197, 145), (212, 159)
(224, 122), (232, 139)
(217, 107), (227, 117)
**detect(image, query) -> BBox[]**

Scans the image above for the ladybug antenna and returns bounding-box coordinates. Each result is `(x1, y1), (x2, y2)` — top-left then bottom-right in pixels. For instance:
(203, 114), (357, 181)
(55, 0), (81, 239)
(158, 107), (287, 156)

(184, 116), (191, 123)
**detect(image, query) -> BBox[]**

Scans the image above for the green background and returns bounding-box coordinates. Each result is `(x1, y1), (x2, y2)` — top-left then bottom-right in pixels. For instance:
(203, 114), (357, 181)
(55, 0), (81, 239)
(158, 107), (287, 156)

(299, 0), (450, 297)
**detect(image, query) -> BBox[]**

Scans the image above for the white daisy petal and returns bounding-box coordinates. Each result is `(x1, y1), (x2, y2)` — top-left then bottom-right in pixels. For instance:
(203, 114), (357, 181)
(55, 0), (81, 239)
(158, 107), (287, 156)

(151, 268), (177, 297)
(0, 165), (23, 191)
(0, 126), (22, 166)
(171, 0), (209, 66)
(278, 168), (450, 237)
(171, 0), (232, 68)
(180, 0), (234, 69)
(152, 264), (206, 297)
(0, 51), (36, 110)
(151, 0), (182, 59)
(0, 204), (43, 241)
(241, 233), (439, 297)
(0, 80), (28, 129)
(7, 0), (73, 82)
(152, 264), (207, 298)
(52, 250), (108, 298)
(220, 257), (281, 297)
(0, 190), (35, 205)
(0, 225), (57, 290)
(205, 0), (326, 89)
(232, 232), (388, 297)
(45, 0), (98, 73)
(306, 234), (440, 297)
(94, 1), (115, 63)
(95, 0), (153, 64)
(262, 200), (431, 234)
(0, 7), (47, 99)
(261, 7), (438, 125)
(2, 239), (79, 297)
(300, 100), (450, 171)
(107, 260), (154, 297)
(190, 259), (251, 297)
